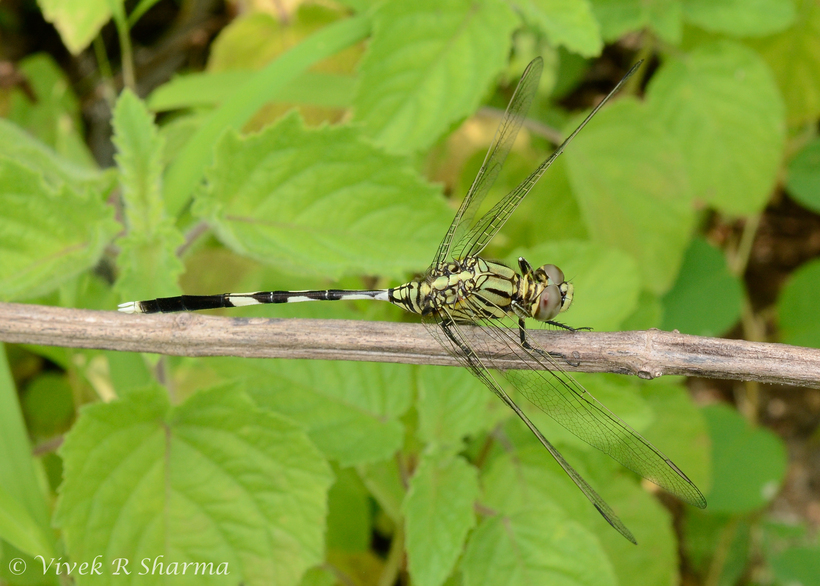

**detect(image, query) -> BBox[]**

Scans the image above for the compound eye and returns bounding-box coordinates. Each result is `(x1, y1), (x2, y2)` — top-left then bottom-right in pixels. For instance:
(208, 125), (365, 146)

(535, 284), (562, 321)
(542, 264), (565, 285)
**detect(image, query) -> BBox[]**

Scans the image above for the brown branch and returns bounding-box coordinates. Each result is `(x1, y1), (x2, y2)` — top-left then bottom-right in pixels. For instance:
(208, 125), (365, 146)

(1, 302), (819, 388)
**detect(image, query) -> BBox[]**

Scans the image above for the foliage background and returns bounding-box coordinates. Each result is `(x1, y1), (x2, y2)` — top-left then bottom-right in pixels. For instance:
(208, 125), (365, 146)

(1, 0), (819, 585)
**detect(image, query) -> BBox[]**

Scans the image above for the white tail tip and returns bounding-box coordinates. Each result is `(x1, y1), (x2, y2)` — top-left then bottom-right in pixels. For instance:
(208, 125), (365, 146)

(118, 302), (140, 314)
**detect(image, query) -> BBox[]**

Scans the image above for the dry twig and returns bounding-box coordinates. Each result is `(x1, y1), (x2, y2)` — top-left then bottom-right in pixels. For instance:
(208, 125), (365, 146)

(1, 301), (818, 388)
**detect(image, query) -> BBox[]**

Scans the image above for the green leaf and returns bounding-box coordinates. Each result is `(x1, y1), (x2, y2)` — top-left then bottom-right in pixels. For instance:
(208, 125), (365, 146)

(163, 15), (370, 217)
(0, 351), (55, 559)
(193, 112), (449, 279)
(326, 466), (371, 552)
(461, 506), (617, 586)
(234, 359), (414, 465)
(647, 41), (785, 216)
(778, 257), (820, 348)
(786, 137), (820, 213)
(111, 89), (184, 301)
(518, 0), (603, 58)
(580, 452), (680, 586)
(356, 459), (406, 523)
(352, 0), (519, 153)
(511, 240), (641, 331)
(751, 0), (820, 124)
(415, 366), (495, 447)
(148, 70), (356, 111)
(0, 158), (120, 301)
(565, 97), (695, 294)
(481, 444), (681, 585)
(55, 385), (334, 586)
(114, 227), (185, 302)
(481, 444), (587, 518)
(403, 452), (479, 586)
(639, 379), (711, 496)
(684, 510), (752, 584)
(38, 0), (111, 54)
(701, 403), (787, 513)
(112, 89), (167, 235)
(660, 238), (744, 336)
(590, 0), (682, 44)
(682, 0), (795, 36)
(769, 545), (820, 586)
(8, 53), (96, 167)
(0, 118), (114, 195)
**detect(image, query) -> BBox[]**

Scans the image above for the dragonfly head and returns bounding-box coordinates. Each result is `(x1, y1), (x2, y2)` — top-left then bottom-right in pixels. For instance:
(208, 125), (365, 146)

(531, 264), (574, 321)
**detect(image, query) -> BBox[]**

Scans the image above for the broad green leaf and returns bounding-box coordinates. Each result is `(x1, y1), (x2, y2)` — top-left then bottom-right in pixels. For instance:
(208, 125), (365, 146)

(751, 0), (820, 124)
(193, 112), (449, 279)
(403, 452), (479, 586)
(112, 90), (167, 235)
(684, 510), (752, 584)
(0, 481), (54, 559)
(148, 71), (356, 112)
(786, 137), (820, 213)
(639, 379), (711, 495)
(352, 0), (519, 153)
(55, 385), (334, 586)
(111, 89), (184, 301)
(518, 0), (603, 58)
(647, 41), (785, 215)
(0, 159), (120, 301)
(621, 290), (663, 330)
(20, 372), (74, 439)
(481, 445), (588, 518)
(0, 118), (114, 195)
(511, 240), (641, 331)
(38, 0), (111, 54)
(769, 546), (820, 586)
(581, 450), (680, 586)
(163, 15), (370, 216)
(232, 359), (414, 465)
(590, 0), (682, 44)
(507, 373), (654, 454)
(565, 98), (695, 294)
(701, 403), (787, 513)
(356, 459), (406, 522)
(8, 53), (95, 167)
(416, 366), (495, 447)
(461, 506), (617, 586)
(778, 257), (820, 348)
(661, 238), (744, 336)
(326, 467), (371, 552)
(682, 0), (795, 36)
(0, 351), (55, 560)
(114, 228), (185, 302)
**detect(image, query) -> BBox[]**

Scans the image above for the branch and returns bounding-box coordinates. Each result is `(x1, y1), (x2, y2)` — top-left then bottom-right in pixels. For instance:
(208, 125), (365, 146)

(1, 302), (818, 388)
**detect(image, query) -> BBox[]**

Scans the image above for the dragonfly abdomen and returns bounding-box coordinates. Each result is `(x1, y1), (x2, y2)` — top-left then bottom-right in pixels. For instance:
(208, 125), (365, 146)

(119, 289), (389, 314)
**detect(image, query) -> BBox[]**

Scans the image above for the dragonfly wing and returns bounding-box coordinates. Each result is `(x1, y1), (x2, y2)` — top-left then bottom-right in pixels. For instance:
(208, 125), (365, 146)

(456, 296), (707, 509)
(420, 310), (637, 544)
(431, 57), (543, 268)
(450, 60), (643, 261)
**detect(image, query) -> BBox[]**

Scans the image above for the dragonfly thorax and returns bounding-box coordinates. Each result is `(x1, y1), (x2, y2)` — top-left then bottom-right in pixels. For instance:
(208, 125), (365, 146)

(386, 256), (573, 324)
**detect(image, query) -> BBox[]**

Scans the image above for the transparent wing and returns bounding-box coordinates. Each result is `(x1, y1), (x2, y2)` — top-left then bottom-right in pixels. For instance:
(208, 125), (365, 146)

(421, 309), (638, 544)
(431, 57), (544, 268)
(450, 60), (643, 262)
(455, 295), (707, 509)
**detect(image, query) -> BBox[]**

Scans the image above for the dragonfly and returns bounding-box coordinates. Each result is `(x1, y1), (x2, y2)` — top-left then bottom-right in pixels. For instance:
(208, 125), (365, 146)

(119, 57), (706, 543)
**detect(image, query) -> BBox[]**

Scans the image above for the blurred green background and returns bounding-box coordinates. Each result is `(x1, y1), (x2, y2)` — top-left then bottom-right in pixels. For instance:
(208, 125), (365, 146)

(0, 0), (819, 585)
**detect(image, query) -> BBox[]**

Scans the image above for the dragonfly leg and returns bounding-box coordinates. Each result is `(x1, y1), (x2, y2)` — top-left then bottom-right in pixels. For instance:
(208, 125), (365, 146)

(545, 320), (592, 332)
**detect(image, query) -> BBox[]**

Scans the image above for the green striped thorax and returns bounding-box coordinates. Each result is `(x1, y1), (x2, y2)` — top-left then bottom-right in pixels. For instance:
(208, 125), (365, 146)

(388, 256), (573, 325)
